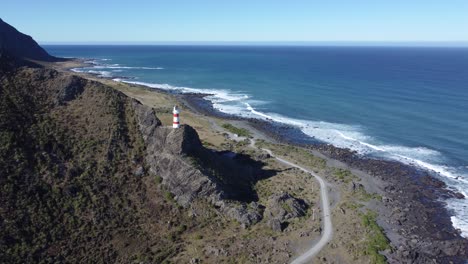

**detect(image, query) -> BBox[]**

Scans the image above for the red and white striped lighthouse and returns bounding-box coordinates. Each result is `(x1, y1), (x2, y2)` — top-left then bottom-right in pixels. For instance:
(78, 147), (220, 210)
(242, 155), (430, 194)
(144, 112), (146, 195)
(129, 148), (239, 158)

(173, 105), (180, 128)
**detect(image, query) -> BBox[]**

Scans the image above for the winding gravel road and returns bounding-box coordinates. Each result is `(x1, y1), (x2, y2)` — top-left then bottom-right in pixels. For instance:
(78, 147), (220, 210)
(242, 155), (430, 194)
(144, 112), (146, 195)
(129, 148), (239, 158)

(250, 139), (333, 263)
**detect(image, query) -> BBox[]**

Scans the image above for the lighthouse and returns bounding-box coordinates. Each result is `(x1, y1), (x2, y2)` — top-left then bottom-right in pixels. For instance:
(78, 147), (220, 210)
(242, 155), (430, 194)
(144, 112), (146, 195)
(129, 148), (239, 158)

(173, 105), (180, 128)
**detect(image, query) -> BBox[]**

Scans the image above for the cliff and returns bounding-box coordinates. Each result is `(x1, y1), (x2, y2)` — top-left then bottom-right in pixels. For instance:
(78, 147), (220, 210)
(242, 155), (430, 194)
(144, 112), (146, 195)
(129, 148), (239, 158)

(133, 101), (269, 226)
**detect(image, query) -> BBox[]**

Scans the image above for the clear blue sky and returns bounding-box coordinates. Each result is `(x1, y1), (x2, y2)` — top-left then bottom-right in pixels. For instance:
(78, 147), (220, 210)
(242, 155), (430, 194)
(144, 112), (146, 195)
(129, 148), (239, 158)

(2, 0), (468, 43)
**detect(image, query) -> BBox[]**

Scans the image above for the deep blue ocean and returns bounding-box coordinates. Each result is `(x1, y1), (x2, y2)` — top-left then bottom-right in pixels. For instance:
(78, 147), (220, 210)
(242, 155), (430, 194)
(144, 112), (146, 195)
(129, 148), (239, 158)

(44, 45), (468, 235)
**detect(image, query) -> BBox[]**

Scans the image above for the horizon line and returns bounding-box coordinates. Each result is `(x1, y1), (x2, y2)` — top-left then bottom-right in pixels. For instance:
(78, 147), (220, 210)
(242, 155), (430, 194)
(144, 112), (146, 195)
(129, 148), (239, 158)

(39, 41), (468, 47)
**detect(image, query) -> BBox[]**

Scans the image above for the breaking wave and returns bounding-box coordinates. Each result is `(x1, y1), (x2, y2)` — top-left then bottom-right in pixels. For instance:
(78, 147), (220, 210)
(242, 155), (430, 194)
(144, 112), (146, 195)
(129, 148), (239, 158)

(72, 58), (164, 78)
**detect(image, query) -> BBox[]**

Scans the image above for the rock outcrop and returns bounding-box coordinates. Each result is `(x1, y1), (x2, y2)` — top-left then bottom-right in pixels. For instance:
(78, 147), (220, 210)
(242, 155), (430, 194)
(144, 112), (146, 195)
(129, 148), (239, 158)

(264, 193), (308, 231)
(133, 101), (222, 205)
(221, 202), (264, 228)
(132, 101), (265, 226)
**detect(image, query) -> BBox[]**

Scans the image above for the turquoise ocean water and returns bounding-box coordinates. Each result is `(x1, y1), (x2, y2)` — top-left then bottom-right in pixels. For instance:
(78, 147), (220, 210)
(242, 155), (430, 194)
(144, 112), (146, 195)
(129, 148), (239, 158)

(44, 45), (468, 236)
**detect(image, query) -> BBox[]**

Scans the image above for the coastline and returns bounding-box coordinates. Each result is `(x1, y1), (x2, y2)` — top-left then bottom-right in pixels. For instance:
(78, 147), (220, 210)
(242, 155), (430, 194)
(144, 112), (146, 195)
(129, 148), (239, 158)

(60, 58), (468, 262)
(177, 85), (468, 262)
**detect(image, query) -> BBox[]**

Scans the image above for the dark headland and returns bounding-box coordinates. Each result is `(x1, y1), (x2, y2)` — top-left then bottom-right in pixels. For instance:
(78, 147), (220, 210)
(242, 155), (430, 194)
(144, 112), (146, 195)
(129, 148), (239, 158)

(0, 18), (65, 62)
(0, 18), (467, 263)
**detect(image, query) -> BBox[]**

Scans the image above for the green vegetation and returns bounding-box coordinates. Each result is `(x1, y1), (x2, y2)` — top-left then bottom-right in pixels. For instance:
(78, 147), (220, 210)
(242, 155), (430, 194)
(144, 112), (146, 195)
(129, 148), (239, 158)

(361, 211), (391, 264)
(333, 168), (356, 183)
(201, 140), (215, 148)
(343, 201), (364, 210)
(222, 123), (251, 137)
(164, 190), (175, 202)
(257, 141), (326, 170)
(153, 106), (172, 114)
(358, 189), (383, 202)
(176, 224), (187, 234)
(234, 138), (250, 148)
(155, 175), (163, 184)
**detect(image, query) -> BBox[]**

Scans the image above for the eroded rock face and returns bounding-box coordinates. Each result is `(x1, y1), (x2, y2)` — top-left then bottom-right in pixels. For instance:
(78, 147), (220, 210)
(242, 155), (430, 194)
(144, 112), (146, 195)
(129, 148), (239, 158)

(264, 192), (308, 231)
(151, 124), (203, 156)
(132, 101), (263, 226)
(133, 102), (222, 206)
(132, 101), (161, 141)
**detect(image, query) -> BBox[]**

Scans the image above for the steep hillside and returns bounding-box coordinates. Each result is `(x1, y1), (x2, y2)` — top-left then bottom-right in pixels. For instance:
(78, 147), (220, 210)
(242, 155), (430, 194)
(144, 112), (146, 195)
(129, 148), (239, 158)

(0, 52), (290, 262)
(0, 18), (61, 62)
(0, 57), (166, 262)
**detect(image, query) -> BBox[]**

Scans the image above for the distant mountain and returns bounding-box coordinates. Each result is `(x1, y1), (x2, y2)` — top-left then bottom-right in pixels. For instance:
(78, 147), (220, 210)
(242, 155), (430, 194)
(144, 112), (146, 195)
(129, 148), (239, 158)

(0, 18), (61, 62)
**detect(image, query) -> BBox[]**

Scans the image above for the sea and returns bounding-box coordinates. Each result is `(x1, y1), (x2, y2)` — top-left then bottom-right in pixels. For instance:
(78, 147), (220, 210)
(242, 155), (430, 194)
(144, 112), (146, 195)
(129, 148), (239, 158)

(44, 45), (468, 237)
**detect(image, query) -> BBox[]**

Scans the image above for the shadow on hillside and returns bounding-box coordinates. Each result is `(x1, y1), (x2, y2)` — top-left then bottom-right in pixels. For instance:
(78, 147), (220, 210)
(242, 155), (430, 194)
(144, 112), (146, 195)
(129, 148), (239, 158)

(193, 149), (280, 203)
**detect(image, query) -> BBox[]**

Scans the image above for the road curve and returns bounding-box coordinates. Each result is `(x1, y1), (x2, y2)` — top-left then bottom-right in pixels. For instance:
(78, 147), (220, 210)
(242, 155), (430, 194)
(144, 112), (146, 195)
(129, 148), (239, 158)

(250, 140), (333, 263)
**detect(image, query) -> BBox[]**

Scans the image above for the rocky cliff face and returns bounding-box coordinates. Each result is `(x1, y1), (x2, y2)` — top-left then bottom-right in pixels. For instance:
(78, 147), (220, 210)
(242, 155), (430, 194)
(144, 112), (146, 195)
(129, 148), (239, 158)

(0, 18), (61, 62)
(132, 101), (266, 226)
(132, 102), (220, 204)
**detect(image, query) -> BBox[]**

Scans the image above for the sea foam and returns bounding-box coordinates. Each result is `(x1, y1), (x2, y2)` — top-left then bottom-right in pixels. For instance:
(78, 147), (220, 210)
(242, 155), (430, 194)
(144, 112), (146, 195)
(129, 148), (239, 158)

(74, 59), (164, 78)
(92, 65), (164, 70)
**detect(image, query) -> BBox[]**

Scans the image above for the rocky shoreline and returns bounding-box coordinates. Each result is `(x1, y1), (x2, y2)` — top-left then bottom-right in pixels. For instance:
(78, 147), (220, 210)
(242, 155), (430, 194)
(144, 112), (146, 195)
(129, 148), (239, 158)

(68, 59), (468, 262)
(176, 92), (468, 263)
